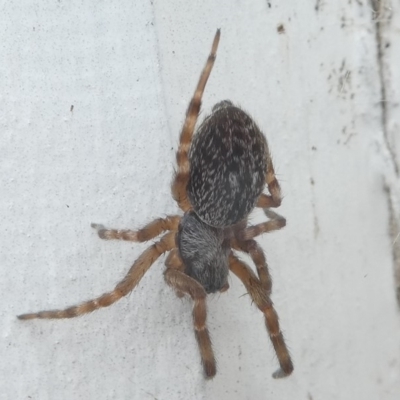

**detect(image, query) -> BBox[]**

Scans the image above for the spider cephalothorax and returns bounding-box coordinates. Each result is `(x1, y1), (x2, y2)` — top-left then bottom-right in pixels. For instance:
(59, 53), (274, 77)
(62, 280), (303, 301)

(18, 30), (293, 380)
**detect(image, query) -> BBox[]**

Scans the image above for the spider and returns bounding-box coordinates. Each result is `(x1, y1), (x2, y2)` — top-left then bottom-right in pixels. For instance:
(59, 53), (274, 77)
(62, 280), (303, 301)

(18, 30), (293, 379)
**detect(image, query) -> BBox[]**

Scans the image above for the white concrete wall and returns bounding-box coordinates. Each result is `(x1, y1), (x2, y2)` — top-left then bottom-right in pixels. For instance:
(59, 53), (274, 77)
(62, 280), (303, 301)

(1, 1), (400, 399)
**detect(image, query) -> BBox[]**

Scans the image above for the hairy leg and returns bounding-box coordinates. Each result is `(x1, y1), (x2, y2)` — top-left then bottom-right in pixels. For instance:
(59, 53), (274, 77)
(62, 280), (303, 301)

(91, 215), (181, 242)
(257, 153), (283, 209)
(164, 249), (216, 378)
(18, 232), (176, 320)
(238, 209), (286, 242)
(229, 253), (293, 378)
(172, 30), (221, 212)
(233, 238), (272, 294)
(164, 249), (185, 298)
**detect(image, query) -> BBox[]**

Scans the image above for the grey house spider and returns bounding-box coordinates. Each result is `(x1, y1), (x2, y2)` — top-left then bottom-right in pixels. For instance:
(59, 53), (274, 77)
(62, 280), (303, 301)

(18, 30), (293, 379)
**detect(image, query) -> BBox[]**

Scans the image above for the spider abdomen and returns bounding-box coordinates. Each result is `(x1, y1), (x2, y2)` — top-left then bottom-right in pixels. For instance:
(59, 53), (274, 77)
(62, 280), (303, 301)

(188, 101), (269, 228)
(177, 211), (229, 294)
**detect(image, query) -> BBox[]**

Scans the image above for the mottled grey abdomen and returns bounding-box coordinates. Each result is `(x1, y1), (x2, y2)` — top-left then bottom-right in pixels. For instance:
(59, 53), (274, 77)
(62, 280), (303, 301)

(188, 101), (268, 227)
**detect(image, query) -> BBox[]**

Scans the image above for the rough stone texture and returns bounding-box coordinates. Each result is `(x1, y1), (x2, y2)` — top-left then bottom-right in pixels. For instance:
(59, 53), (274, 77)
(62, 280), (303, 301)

(1, 1), (400, 399)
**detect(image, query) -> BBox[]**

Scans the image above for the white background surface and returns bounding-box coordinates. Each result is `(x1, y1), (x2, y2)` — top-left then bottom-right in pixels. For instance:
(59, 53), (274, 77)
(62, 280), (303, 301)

(1, 1), (400, 399)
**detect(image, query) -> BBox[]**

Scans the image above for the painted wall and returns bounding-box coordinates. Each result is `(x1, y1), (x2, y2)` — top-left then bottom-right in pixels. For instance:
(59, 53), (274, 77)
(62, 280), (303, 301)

(1, 1), (400, 399)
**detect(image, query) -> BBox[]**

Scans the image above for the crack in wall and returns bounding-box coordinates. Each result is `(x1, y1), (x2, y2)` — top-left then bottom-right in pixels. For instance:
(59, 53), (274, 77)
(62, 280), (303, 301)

(370, 0), (399, 175)
(387, 190), (400, 308)
(370, 0), (400, 308)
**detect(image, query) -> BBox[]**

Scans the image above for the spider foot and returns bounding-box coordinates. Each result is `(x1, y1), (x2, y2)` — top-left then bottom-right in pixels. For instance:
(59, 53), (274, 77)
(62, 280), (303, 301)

(90, 223), (108, 239)
(204, 360), (217, 379)
(91, 223), (139, 241)
(17, 313), (37, 320)
(263, 209), (285, 221)
(272, 365), (293, 379)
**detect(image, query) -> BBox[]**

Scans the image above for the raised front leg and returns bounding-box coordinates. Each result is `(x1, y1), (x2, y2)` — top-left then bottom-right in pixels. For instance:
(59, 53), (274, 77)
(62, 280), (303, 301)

(171, 30), (221, 212)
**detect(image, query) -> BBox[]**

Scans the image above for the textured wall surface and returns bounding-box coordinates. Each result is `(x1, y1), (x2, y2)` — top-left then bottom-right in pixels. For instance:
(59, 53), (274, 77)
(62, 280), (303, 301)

(1, 1), (400, 399)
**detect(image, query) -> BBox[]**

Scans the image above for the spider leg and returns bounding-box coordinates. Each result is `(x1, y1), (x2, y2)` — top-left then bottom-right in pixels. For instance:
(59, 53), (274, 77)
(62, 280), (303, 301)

(232, 238), (273, 294)
(257, 153), (283, 209)
(164, 249), (185, 298)
(164, 249), (216, 378)
(17, 232), (176, 320)
(229, 252), (293, 378)
(238, 209), (286, 242)
(172, 29), (221, 212)
(91, 215), (181, 242)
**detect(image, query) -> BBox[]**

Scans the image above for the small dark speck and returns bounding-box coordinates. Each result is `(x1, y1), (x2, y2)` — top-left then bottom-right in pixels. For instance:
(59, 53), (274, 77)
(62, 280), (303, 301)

(385, 42), (390, 48)
(277, 24), (285, 34)
(70, 105), (74, 112)
(339, 59), (345, 72)
(267, 2), (271, 8)
(33, 27), (35, 31)
(66, 205), (69, 208)
(310, 178), (315, 186)
(311, 146), (317, 151)
(172, 50), (175, 54)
